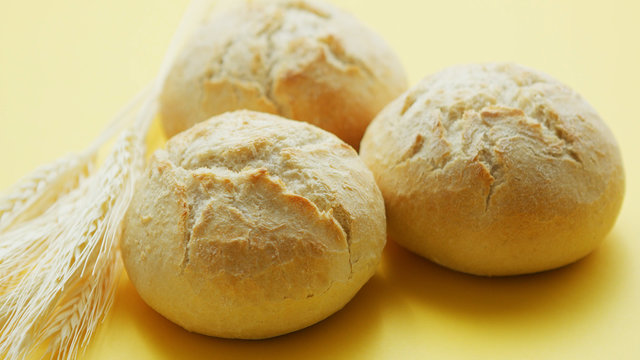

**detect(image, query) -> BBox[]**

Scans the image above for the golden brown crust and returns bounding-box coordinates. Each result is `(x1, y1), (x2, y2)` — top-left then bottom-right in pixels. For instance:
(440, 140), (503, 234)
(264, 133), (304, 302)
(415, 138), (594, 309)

(360, 63), (625, 276)
(121, 110), (386, 338)
(159, 0), (407, 149)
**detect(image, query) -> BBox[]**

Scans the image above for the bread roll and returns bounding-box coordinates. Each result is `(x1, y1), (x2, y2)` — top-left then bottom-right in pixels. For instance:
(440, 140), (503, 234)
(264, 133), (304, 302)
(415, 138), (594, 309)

(121, 110), (386, 339)
(360, 63), (625, 276)
(160, 0), (407, 149)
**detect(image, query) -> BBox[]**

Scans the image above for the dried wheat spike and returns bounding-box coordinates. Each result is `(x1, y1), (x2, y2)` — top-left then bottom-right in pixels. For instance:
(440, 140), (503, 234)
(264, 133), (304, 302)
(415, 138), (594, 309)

(0, 154), (92, 233)
(0, 129), (144, 360)
(0, 1), (210, 358)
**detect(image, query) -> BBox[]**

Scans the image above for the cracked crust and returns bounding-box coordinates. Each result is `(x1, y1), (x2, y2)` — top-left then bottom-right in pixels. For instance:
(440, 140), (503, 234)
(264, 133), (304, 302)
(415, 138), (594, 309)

(159, 0), (407, 149)
(121, 110), (386, 338)
(360, 63), (625, 276)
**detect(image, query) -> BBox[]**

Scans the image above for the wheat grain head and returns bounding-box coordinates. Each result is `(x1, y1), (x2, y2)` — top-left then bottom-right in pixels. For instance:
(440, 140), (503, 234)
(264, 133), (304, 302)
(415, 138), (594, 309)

(0, 1), (212, 359)
(0, 129), (144, 359)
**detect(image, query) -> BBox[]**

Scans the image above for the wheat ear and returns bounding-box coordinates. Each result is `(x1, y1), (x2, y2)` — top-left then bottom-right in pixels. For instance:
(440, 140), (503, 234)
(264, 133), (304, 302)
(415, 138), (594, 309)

(0, 128), (144, 359)
(0, 1), (211, 359)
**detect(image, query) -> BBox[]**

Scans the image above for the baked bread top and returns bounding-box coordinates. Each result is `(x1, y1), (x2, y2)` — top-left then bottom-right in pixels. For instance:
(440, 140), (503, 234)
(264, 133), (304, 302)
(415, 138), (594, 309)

(160, 0), (407, 148)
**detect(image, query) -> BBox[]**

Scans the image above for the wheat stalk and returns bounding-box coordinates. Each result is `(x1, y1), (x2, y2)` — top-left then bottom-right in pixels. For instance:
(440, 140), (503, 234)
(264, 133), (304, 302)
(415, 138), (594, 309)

(0, 1), (211, 359)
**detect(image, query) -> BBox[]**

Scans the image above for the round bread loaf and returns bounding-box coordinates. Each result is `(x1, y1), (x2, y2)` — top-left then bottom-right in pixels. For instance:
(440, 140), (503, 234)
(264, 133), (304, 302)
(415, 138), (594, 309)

(160, 0), (407, 149)
(360, 63), (625, 276)
(121, 110), (386, 339)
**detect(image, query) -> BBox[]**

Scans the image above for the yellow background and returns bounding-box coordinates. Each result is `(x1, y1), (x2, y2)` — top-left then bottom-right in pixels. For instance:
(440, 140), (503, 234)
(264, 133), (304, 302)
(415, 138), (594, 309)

(1, 0), (639, 359)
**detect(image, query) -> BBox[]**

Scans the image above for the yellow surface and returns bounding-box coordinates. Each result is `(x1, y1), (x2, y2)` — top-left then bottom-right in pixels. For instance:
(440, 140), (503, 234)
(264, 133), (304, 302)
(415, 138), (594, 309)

(1, 0), (639, 359)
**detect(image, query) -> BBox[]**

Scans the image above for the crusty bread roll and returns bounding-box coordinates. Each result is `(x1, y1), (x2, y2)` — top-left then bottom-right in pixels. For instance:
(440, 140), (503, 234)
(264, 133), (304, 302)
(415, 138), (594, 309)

(121, 110), (386, 339)
(360, 63), (625, 276)
(160, 0), (407, 149)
